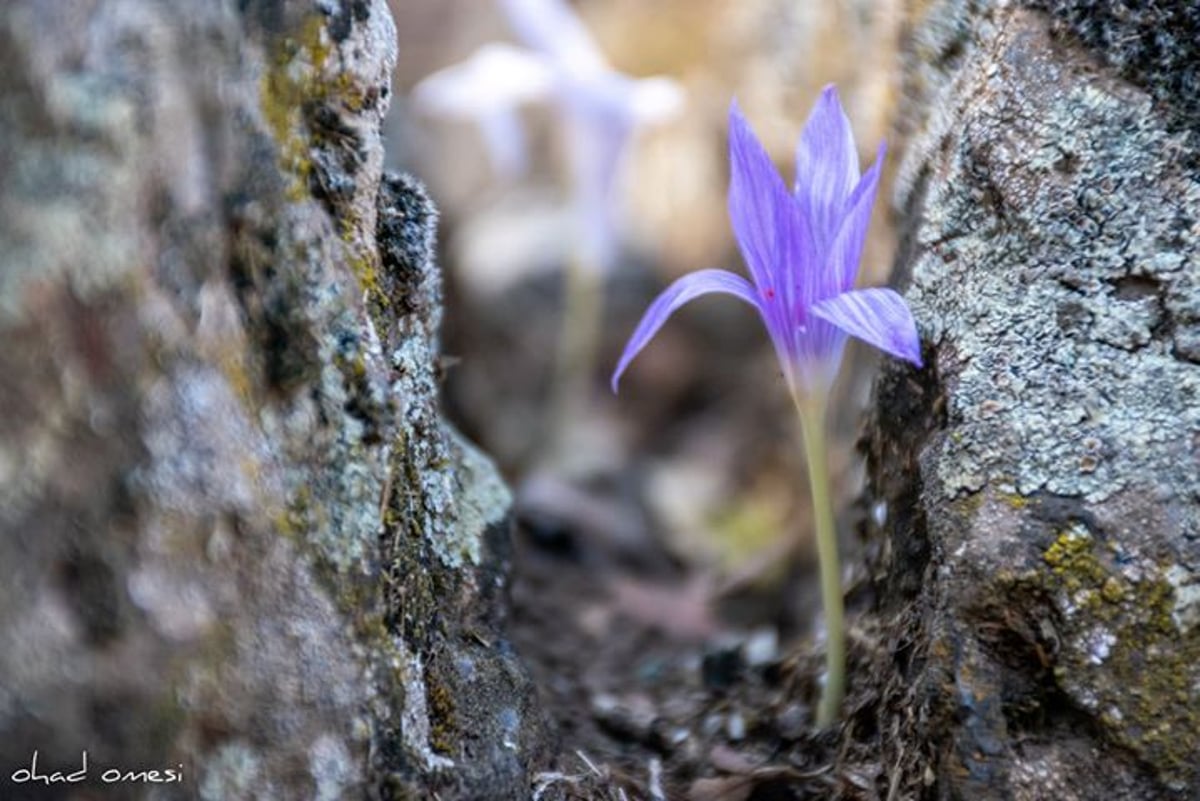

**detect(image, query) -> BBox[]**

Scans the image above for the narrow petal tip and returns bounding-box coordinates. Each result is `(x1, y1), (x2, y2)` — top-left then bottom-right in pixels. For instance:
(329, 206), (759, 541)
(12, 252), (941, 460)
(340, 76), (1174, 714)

(899, 337), (924, 369)
(611, 269), (764, 398)
(727, 97), (748, 129)
(794, 84), (861, 246)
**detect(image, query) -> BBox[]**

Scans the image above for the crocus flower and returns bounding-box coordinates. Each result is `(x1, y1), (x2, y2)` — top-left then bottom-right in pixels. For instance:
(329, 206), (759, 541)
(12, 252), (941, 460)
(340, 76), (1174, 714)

(412, 0), (684, 270)
(612, 87), (921, 728)
(611, 88), (921, 396)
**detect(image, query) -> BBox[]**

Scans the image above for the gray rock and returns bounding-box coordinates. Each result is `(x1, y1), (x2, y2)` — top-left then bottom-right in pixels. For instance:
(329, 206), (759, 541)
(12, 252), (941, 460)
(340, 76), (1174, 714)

(0, 2), (549, 798)
(858, 2), (1200, 799)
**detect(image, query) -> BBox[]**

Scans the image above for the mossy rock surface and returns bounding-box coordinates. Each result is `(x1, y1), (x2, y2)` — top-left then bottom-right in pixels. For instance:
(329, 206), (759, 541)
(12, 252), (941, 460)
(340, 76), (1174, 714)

(0, 2), (549, 798)
(857, 2), (1200, 798)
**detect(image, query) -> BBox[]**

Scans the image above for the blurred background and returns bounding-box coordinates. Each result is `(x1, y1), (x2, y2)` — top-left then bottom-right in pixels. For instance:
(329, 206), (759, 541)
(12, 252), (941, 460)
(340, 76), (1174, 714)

(384, 0), (907, 779)
(386, 0), (907, 620)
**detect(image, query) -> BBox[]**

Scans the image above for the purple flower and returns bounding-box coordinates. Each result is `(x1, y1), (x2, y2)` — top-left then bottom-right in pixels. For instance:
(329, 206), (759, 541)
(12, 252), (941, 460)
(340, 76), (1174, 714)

(612, 87), (921, 397)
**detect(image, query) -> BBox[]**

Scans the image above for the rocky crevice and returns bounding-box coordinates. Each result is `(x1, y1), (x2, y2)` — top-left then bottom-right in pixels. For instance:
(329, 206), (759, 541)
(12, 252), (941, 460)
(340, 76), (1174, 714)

(854, 2), (1200, 799)
(0, 2), (550, 798)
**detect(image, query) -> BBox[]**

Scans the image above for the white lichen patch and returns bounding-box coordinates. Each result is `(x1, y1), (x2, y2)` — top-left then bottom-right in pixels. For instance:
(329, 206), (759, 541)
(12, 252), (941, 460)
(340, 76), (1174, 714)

(0, 69), (141, 325)
(497, 706), (521, 752)
(137, 366), (279, 517)
(904, 53), (1200, 518)
(199, 742), (265, 801)
(397, 641), (455, 772)
(308, 734), (357, 801)
(445, 428), (512, 568)
(126, 568), (216, 642)
(894, 8), (1200, 787)
(1085, 627), (1117, 665)
(1165, 564), (1200, 632)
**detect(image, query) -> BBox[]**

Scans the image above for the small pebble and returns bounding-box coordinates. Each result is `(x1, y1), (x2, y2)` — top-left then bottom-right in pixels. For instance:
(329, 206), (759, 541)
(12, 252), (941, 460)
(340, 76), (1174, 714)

(668, 727), (690, 748)
(726, 711), (746, 741)
(589, 692), (658, 744)
(742, 627), (778, 667)
(871, 500), (888, 527)
(775, 703), (808, 740)
(701, 647), (743, 689)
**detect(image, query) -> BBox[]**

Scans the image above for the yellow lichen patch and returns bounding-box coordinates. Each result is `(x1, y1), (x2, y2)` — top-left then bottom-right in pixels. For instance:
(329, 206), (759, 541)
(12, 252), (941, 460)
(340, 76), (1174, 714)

(278, 483), (313, 539)
(346, 249), (385, 311)
(218, 349), (256, 409)
(1034, 525), (1200, 785)
(336, 211), (390, 318)
(1042, 523), (1109, 593)
(1100, 575), (1125, 604)
(1100, 576), (1200, 779)
(950, 486), (986, 519)
(1001, 491), (1029, 510)
(258, 15), (333, 201)
(334, 72), (369, 113)
(258, 15), (390, 318)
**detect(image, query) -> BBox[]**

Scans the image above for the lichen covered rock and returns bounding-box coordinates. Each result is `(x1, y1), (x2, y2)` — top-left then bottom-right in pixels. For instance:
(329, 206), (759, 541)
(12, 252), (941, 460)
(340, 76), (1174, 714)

(858, 1), (1200, 798)
(0, 1), (548, 798)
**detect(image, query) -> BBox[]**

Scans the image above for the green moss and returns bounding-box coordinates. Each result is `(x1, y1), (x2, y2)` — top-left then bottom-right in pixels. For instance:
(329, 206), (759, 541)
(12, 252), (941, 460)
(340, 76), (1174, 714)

(380, 437), (444, 646)
(424, 670), (458, 756)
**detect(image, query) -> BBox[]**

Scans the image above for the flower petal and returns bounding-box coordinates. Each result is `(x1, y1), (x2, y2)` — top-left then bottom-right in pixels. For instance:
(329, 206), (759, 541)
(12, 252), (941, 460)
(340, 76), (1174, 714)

(793, 318), (848, 396)
(811, 288), (923, 367)
(496, 0), (609, 77)
(772, 179), (822, 320)
(828, 141), (885, 292)
(728, 100), (792, 293)
(628, 76), (686, 125)
(412, 45), (556, 178)
(794, 85), (860, 252)
(564, 100), (627, 270)
(612, 269), (762, 392)
(412, 43), (554, 114)
(476, 108), (530, 178)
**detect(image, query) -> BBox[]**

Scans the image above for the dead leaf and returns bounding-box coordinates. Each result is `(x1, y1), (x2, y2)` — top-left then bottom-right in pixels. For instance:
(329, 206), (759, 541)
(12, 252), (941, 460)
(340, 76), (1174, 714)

(687, 776), (754, 801)
(708, 743), (761, 775)
(610, 573), (724, 641)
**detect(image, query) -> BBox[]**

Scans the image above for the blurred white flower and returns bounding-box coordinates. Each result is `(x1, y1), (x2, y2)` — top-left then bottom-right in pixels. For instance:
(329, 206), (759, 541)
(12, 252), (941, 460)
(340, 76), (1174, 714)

(412, 0), (685, 270)
(412, 43), (554, 179)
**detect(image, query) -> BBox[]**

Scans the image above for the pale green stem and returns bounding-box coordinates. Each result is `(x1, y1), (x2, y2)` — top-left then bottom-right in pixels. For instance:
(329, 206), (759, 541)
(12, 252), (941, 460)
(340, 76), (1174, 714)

(548, 253), (604, 451)
(792, 389), (845, 728)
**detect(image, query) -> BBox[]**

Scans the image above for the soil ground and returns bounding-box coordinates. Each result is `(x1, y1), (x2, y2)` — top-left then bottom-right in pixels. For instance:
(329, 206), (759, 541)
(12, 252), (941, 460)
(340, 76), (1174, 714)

(445, 266), (900, 800)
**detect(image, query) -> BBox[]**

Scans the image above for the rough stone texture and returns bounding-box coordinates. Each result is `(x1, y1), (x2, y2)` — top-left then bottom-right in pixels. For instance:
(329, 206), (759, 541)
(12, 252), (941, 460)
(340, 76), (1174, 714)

(0, 2), (548, 799)
(855, 1), (1200, 798)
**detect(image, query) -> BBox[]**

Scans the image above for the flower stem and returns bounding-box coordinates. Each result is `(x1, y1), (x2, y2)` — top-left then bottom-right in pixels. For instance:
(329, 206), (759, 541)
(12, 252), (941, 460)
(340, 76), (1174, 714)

(549, 254), (604, 452)
(793, 391), (845, 728)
